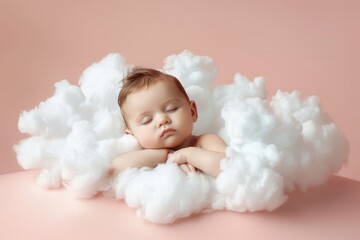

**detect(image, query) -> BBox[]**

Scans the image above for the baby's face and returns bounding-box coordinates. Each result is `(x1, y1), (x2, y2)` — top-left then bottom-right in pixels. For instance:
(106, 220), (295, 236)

(122, 80), (197, 150)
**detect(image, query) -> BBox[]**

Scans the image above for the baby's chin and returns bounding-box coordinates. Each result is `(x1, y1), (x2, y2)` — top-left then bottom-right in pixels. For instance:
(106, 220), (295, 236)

(141, 132), (195, 150)
(166, 139), (192, 150)
(142, 138), (186, 150)
(144, 144), (179, 150)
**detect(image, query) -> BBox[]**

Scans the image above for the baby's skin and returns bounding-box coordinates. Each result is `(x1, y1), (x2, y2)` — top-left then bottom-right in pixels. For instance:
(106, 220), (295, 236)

(110, 74), (226, 177)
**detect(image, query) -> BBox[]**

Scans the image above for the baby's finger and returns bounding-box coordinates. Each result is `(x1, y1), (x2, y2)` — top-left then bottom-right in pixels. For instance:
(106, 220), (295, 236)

(167, 153), (174, 163)
(169, 152), (185, 164)
(179, 164), (190, 173)
(188, 164), (196, 172)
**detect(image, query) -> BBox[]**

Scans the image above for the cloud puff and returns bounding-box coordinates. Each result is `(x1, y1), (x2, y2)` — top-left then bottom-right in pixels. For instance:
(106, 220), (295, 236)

(14, 50), (349, 223)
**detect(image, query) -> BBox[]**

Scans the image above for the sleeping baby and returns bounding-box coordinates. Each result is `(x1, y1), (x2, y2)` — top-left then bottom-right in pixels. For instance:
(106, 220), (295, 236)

(109, 67), (227, 177)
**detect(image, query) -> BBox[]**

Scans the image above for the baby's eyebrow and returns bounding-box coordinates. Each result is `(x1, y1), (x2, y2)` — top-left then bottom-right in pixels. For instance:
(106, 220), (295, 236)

(162, 99), (181, 106)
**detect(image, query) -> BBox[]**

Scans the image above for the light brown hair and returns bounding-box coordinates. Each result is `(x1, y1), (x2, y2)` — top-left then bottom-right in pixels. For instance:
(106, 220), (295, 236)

(118, 67), (190, 111)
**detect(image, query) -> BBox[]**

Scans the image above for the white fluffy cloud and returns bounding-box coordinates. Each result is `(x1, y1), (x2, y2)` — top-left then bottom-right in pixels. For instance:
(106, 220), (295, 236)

(14, 50), (349, 223)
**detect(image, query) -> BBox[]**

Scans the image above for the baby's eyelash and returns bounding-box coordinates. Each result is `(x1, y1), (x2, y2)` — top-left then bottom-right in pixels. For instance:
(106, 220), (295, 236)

(141, 118), (152, 125)
(166, 107), (178, 112)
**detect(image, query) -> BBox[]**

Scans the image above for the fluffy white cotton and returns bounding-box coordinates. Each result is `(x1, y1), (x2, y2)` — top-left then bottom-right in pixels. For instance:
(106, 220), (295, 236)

(18, 80), (85, 137)
(163, 49), (217, 88)
(79, 53), (127, 110)
(15, 53), (131, 198)
(215, 146), (287, 212)
(14, 50), (349, 223)
(112, 164), (213, 223)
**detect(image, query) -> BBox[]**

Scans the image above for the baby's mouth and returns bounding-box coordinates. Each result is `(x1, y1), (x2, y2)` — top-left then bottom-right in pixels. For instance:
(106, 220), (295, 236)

(161, 128), (176, 138)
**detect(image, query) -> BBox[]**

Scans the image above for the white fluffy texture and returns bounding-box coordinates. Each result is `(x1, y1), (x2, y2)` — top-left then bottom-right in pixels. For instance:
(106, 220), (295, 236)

(112, 164), (213, 223)
(14, 50), (349, 223)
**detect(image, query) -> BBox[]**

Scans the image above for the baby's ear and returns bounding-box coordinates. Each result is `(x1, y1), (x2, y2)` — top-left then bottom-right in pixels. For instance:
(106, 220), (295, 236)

(125, 128), (133, 135)
(190, 100), (198, 122)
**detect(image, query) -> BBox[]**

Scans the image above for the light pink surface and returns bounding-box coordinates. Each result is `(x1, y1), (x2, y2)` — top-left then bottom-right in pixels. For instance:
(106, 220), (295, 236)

(0, 170), (359, 240)
(1, 0), (359, 179)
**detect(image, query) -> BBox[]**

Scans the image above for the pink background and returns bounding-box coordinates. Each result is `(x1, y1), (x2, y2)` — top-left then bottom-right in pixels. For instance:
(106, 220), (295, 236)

(1, 0), (359, 180)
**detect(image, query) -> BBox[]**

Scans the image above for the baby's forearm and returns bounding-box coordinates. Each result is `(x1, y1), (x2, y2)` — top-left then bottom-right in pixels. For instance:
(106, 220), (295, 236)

(109, 149), (169, 176)
(186, 147), (225, 177)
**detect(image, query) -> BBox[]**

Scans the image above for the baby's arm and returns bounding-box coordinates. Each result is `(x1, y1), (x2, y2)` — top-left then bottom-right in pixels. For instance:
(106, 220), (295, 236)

(109, 149), (169, 176)
(169, 134), (227, 177)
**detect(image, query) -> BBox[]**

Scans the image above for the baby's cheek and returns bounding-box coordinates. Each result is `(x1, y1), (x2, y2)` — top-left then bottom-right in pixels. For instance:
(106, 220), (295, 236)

(137, 136), (149, 148)
(140, 134), (159, 148)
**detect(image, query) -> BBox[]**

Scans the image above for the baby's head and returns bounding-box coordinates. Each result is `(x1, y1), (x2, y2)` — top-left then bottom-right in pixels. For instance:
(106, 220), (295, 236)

(118, 67), (198, 150)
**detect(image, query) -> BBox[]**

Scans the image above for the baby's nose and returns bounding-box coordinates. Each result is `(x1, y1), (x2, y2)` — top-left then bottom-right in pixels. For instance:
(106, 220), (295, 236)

(158, 115), (171, 127)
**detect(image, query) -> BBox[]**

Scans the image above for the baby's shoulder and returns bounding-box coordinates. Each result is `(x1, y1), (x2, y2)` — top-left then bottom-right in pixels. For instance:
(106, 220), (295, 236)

(195, 133), (227, 152)
(197, 133), (221, 142)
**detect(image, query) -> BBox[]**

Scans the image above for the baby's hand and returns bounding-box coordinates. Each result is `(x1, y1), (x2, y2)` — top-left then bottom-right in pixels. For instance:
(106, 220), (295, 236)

(167, 148), (198, 174)
(167, 148), (189, 164)
(178, 163), (197, 173)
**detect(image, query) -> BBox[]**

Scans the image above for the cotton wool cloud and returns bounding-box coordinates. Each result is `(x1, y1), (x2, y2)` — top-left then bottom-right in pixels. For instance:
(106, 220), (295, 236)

(14, 50), (349, 223)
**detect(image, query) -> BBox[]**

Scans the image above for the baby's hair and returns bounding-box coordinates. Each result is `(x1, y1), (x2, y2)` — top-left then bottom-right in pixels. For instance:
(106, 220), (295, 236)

(118, 67), (190, 109)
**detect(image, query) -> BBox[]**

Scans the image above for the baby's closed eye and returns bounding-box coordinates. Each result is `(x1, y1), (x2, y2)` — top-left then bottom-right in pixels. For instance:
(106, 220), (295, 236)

(166, 107), (178, 112)
(165, 105), (178, 112)
(141, 116), (153, 125)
